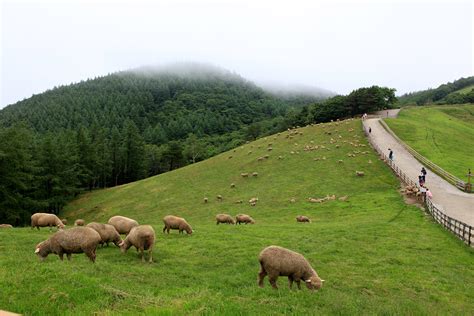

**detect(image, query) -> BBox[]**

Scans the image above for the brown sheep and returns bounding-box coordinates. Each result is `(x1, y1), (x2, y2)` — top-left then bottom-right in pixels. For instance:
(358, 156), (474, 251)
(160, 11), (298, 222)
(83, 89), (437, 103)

(0, 224), (13, 228)
(86, 222), (122, 247)
(258, 245), (324, 290)
(35, 227), (101, 263)
(120, 225), (155, 263)
(296, 215), (310, 223)
(163, 215), (193, 234)
(216, 214), (235, 225)
(31, 213), (65, 231)
(236, 214), (255, 224)
(107, 216), (139, 235)
(74, 219), (85, 226)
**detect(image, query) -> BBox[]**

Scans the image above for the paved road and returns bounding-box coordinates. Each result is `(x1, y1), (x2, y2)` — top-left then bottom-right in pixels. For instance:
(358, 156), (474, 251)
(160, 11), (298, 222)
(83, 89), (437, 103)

(363, 110), (474, 226)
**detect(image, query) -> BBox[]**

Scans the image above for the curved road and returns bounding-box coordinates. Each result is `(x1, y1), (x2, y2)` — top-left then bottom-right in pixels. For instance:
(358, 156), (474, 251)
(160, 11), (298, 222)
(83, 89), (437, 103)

(364, 110), (474, 226)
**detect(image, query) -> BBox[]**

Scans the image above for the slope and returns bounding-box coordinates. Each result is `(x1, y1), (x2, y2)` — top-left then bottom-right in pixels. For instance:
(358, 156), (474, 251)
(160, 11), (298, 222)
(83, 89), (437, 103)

(385, 104), (474, 180)
(0, 119), (473, 315)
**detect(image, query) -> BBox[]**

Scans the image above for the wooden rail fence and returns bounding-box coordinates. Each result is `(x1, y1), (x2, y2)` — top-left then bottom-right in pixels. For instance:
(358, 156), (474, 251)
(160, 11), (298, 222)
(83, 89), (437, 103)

(378, 119), (471, 192)
(363, 125), (473, 246)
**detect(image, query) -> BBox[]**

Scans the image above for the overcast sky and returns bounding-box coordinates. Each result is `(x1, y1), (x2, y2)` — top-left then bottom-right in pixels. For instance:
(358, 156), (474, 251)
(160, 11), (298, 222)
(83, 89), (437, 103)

(0, 0), (472, 108)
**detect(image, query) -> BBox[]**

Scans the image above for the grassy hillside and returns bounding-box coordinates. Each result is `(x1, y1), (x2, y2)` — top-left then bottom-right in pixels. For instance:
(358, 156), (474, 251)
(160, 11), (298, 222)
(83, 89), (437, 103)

(385, 104), (474, 180)
(450, 84), (474, 95)
(1, 119), (473, 315)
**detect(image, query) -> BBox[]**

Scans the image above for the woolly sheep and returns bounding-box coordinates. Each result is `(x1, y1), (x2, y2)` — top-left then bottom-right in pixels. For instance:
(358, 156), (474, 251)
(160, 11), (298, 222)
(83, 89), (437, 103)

(230, 183), (236, 188)
(236, 214), (255, 224)
(338, 196), (349, 201)
(216, 214), (235, 225)
(86, 222), (122, 247)
(120, 225), (155, 263)
(217, 195), (223, 202)
(241, 173), (249, 178)
(258, 245), (324, 290)
(74, 219), (85, 226)
(31, 213), (65, 231)
(61, 219), (68, 225)
(0, 224), (13, 228)
(252, 172), (258, 177)
(204, 197), (208, 203)
(356, 171), (365, 177)
(162, 215), (193, 234)
(296, 215), (310, 223)
(235, 200), (243, 204)
(35, 227), (101, 262)
(108, 216), (139, 235)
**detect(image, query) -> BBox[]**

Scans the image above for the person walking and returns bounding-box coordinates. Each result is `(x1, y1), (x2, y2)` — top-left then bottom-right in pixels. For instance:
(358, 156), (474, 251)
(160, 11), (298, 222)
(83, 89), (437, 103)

(426, 188), (433, 199)
(388, 148), (394, 161)
(421, 167), (427, 182)
(369, 127), (372, 134)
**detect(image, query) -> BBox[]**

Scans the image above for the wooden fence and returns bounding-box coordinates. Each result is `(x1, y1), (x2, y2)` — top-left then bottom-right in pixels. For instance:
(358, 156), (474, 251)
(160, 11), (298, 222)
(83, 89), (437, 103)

(363, 125), (473, 246)
(378, 120), (471, 192)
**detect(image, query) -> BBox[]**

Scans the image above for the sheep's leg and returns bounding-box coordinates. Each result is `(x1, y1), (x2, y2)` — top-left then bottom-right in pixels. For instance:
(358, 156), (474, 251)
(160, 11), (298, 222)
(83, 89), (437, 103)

(59, 252), (64, 261)
(268, 275), (278, 289)
(66, 253), (72, 261)
(162, 225), (166, 233)
(288, 276), (294, 289)
(258, 264), (267, 288)
(36, 226), (40, 231)
(148, 248), (153, 263)
(140, 248), (145, 262)
(296, 280), (301, 290)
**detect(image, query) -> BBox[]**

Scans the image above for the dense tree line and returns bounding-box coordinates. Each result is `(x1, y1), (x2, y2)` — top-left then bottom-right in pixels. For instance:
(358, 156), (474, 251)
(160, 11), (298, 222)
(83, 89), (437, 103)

(397, 76), (474, 106)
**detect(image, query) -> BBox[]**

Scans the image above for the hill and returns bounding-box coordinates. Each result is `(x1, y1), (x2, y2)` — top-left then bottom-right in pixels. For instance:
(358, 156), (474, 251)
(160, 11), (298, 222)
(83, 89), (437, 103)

(397, 76), (474, 106)
(385, 104), (474, 180)
(1, 119), (472, 314)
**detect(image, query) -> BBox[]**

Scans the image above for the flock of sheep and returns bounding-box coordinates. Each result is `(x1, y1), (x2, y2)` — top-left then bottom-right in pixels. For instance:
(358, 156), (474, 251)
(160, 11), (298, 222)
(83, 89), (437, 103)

(0, 120), (373, 291)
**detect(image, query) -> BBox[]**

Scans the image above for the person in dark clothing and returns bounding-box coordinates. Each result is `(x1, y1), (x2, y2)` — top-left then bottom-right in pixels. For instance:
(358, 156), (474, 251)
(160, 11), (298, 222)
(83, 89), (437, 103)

(388, 149), (393, 161)
(369, 127), (372, 133)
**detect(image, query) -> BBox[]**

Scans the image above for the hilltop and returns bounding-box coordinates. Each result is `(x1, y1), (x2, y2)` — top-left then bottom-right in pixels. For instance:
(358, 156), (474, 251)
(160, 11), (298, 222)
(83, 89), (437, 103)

(397, 76), (474, 106)
(1, 118), (472, 314)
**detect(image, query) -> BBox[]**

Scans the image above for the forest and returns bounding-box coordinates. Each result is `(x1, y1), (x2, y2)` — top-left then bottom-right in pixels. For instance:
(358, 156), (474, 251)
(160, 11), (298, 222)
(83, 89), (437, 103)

(0, 67), (395, 225)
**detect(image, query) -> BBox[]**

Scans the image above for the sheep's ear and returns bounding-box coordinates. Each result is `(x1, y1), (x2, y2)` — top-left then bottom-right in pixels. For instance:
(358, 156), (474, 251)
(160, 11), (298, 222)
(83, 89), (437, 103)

(305, 279), (312, 283)
(35, 248), (40, 253)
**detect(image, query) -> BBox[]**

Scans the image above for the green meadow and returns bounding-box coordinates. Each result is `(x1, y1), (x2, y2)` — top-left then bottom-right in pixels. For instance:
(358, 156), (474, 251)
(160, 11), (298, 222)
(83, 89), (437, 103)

(1, 119), (473, 315)
(385, 104), (474, 181)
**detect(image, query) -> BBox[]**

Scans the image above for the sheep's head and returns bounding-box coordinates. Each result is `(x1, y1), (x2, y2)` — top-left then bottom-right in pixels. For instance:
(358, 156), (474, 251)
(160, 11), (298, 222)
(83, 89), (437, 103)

(118, 240), (127, 253)
(57, 223), (65, 230)
(113, 237), (123, 247)
(305, 275), (324, 290)
(35, 240), (51, 261)
(185, 225), (193, 235)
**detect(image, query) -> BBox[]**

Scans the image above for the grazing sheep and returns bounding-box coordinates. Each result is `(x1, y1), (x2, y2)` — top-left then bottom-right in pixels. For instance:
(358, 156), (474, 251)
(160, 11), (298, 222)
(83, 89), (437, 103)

(241, 173), (249, 178)
(368, 160), (372, 164)
(296, 215), (310, 223)
(338, 160), (343, 163)
(107, 216), (139, 235)
(263, 155), (269, 159)
(228, 155), (233, 159)
(249, 197), (259, 205)
(35, 227), (101, 262)
(204, 197), (208, 203)
(120, 225), (155, 263)
(290, 198), (296, 203)
(217, 195), (223, 202)
(248, 151), (252, 155)
(278, 156), (283, 160)
(163, 215), (193, 234)
(356, 171), (365, 177)
(31, 213), (65, 231)
(235, 200), (243, 204)
(258, 245), (324, 290)
(236, 214), (255, 224)
(257, 157), (264, 162)
(86, 222), (122, 247)
(0, 224), (13, 228)
(338, 196), (349, 201)
(74, 219), (85, 226)
(252, 172), (258, 177)
(267, 147), (273, 151)
(230, 183), (236, 188)
(61, 219), (68, 225)
(216, 214), (235, 225)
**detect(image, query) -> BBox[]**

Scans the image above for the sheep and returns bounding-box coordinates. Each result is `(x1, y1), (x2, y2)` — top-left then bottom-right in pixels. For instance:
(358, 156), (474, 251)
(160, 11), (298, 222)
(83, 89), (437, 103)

(120, 225), (155, 263)
(230, 183), (236, 188)
(61, 219), (68, 225)
(278, 156), (283, 160)
(0, 224), (13, 228)
(241, 173), (249, 178)
(162, 215), (193, 234)
(258, 245), (324, 290)
(338, 195), (349, 201)
(86, 222), (122, 247)
(308, 198), (323, 203)
(216, 214), (235, 225)
(217, 195), (223, 202)
(252, 172), (258, 177)
(356, 171), (365, 177)
(290, 198), (296, 203)
(35, 227), (101, 263)
(204, 197), (208, 203)
(257, 157), (264, 162)
(235, 200), (243, 204)
(107, 215), (139, 235)
(263, 155), (269, 159)
(228, 155), (233, 159)
(31, 213), (64, 231)
(296, 215), (310, 223)
(236, 214), (255, 224)
(338, 160), (343, 163)
(267, 147), (273, 151)
(74, 219), (85, 226)
(248, 151), (252, 155)
(368, 160), (372, 164)
(249, 197), (259, 205)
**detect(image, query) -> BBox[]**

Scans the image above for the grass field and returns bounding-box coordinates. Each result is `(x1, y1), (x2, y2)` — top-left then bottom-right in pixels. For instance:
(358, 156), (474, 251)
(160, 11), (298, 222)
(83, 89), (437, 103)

(450, 84), (474, 95)
(1, 119), (473, 315)
(385, 104), (474, 180)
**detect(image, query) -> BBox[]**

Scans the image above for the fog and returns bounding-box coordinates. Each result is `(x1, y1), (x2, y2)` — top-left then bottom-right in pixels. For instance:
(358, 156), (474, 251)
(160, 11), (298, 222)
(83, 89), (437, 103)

(1, 0), (472, 108)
